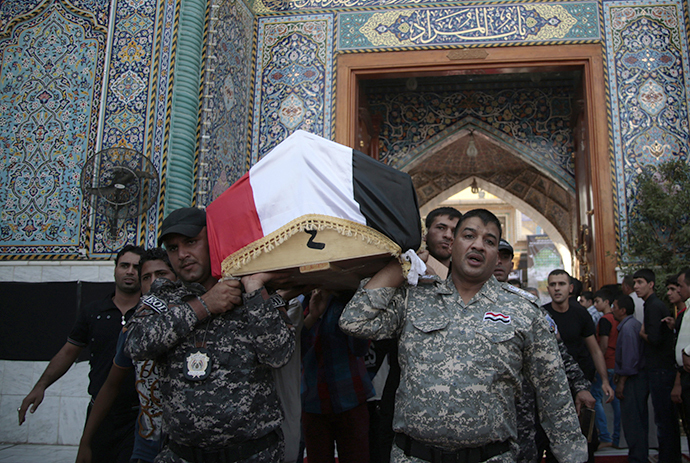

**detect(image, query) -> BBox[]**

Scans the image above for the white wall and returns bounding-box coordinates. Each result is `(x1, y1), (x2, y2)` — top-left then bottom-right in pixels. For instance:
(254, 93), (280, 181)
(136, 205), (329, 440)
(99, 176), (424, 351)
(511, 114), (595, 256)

(0, 261), (114, 445)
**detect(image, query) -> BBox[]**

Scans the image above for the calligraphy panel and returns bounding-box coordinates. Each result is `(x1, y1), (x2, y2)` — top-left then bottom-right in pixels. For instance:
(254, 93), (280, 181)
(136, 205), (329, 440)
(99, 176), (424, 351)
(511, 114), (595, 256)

(338, 2), (599, 50)
(603, 0), (690, 261)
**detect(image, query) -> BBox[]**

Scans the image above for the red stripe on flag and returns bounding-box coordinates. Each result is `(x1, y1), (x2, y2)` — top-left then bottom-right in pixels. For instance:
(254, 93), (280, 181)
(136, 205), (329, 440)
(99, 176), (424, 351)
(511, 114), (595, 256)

(206, 173), (264, 279)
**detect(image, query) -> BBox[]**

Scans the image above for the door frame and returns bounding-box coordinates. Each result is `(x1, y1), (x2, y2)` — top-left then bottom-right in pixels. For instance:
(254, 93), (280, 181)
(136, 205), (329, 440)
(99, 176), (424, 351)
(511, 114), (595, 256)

(335, 44), (617, 286)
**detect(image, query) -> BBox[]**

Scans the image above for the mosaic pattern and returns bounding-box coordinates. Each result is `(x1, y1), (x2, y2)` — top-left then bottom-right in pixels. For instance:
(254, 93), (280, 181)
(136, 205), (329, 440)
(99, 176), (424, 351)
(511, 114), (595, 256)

(251, 14), (333, 164)
(338, 2), (599, 50)
(604, 0), (690, 261)
(248, 0), (598, 17)
(141, 0), (177, 250)
(368, 86), (576, 189)
(0, 1), (107, 256)
(199, 0), (255, 206)
(1, 0), (109, 35)
(101, 1), (155, 155)
(91, 0), (158, 255)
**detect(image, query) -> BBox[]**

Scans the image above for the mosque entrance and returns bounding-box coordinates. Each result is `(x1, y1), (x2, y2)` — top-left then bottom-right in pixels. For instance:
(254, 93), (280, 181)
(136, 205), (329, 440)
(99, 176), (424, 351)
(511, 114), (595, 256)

(335, 44), (617, 289)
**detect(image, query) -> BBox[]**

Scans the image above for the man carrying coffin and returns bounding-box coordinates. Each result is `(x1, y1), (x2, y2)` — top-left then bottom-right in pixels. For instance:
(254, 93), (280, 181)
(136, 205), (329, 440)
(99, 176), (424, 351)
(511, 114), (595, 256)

(126, 207), (295, 462)
(340, 209), (587, 462)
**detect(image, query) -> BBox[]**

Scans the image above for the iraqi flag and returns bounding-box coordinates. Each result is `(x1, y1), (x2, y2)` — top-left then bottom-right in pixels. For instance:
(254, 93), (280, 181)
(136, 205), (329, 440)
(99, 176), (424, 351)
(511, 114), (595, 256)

(206, 130), (421, 280)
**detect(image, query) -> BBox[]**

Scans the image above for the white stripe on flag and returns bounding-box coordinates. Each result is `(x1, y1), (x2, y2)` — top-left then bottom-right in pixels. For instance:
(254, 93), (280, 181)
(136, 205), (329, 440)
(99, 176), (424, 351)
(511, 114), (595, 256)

(249, 130), (367, 235)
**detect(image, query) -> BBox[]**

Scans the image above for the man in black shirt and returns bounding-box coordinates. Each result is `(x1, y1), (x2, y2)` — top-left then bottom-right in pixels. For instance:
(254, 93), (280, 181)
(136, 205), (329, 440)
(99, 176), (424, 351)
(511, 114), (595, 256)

(633, 268), (681, 462)
(544, 270), (612, 389)
(18, 245), (144, 463)
(541, 269), (612, 461)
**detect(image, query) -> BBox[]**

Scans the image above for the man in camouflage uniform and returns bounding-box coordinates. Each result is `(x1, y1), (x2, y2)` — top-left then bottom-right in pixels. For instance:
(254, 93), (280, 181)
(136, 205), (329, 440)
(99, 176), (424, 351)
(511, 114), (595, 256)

(126, 207), (295, 463)
(493, 239), (594, 462)
(340, 209), (587, 463)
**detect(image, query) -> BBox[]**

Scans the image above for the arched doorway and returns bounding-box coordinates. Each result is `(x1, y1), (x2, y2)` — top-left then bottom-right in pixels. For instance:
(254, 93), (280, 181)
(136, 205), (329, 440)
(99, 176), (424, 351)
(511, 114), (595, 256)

(335, 44), (616, 289)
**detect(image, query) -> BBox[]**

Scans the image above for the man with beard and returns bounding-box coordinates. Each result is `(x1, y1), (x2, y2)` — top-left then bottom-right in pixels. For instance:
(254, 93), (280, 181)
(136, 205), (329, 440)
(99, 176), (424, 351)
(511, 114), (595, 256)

(371, 207), (462, 463)
(341, 209), (586, 462)
(126, 207), (295, 462)
(19, 245), (144, 463)
(422, 207), (461, 279)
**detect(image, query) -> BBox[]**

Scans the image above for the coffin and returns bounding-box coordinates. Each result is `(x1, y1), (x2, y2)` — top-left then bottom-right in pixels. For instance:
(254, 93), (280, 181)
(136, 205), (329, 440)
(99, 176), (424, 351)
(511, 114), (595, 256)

(206, 131), (421, 290)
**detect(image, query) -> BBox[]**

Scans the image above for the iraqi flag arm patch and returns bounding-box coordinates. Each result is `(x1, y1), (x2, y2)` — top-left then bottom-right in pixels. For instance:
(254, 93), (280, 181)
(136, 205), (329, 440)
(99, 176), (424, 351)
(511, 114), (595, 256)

(483, 311), (511, 324)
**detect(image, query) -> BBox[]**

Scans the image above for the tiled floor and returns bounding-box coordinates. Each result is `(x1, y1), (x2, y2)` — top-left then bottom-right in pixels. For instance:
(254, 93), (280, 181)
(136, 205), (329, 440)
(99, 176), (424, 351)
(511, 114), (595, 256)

(0, 444), (78, 463)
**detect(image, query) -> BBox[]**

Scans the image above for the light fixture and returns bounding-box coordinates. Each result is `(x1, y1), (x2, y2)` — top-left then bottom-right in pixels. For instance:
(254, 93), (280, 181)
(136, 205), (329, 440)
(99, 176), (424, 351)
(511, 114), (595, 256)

(470, 178), (479, 194)
(466, 130), (478, 158)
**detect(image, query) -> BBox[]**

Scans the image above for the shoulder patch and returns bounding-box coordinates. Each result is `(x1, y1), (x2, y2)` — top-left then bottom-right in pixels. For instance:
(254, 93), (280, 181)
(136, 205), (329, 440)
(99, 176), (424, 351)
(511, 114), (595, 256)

(502, 283), (539, 304)
(140, 294), (168, 314)
(543, 313), (559, 335)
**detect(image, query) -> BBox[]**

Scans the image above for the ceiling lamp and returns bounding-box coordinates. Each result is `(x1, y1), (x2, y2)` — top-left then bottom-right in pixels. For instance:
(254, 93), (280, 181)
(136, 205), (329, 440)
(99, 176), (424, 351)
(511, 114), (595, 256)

(471, 178), (479, 194)
(466, 129), (478, 158)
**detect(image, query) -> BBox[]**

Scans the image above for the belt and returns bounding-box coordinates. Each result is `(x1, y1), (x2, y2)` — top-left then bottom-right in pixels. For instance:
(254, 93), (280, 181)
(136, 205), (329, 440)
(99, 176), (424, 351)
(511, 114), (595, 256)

(168, 430), (279, 463)
(395, 433), (510, 463)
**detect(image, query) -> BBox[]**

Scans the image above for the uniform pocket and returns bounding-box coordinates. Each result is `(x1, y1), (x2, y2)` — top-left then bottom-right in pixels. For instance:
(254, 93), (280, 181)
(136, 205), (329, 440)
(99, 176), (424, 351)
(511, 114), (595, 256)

(475, 323), (516, 343)
(410, 313), (449, 333)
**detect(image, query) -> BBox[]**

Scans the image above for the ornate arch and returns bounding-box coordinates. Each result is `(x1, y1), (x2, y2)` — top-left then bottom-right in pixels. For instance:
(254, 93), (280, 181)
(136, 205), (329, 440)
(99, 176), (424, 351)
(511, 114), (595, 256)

(406, 122), (576, 253)
(397, 116), (575, 193)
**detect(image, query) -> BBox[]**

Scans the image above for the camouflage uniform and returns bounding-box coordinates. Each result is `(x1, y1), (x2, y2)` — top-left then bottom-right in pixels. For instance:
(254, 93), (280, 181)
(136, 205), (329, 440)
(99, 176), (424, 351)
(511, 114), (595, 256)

(125, 279), (295, 462)
(339, 275), (587, 463)
(515, 309), (591, 462)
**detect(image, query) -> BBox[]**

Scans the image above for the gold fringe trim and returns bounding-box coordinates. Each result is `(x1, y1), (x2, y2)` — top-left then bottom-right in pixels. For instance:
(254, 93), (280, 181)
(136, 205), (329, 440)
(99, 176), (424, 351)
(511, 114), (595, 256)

(221, 214), (403, 276)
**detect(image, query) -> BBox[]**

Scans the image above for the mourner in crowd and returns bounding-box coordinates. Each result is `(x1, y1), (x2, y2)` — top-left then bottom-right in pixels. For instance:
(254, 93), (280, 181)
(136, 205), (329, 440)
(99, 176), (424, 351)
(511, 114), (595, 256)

(76, 248), (177, 463)
(125, 208), (296, 462)
(340, 209), (587, 462)
(19, 245), (144, 463)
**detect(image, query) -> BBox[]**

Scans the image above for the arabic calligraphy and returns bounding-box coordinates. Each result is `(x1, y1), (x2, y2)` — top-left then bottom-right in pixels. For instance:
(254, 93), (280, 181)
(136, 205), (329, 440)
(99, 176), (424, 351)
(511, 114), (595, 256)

(340, 3), (594, 49)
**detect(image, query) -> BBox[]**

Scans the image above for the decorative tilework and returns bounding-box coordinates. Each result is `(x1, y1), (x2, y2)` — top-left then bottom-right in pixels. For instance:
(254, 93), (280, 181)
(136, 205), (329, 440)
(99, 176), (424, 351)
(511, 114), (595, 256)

(368, 87), (576, 190)
(251, 14), (333, 164)
(603, 0), (690, 262)
(0, 0), (107, 257)
(91, 0), (158, 255)
(1, 0), (109, 36)
(141, 0), (176, 249)
(338, 2), (600, 50)
(198, 0), (255, 206)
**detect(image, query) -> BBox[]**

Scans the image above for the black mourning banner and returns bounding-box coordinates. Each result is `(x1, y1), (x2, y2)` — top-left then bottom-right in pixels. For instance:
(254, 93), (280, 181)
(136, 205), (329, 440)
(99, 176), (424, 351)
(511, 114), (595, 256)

(0, 281), (114, 361)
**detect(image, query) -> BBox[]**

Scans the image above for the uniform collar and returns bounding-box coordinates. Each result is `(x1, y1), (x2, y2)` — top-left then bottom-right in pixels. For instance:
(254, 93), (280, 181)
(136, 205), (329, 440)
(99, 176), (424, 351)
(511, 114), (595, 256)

(437, 274), (499, 303)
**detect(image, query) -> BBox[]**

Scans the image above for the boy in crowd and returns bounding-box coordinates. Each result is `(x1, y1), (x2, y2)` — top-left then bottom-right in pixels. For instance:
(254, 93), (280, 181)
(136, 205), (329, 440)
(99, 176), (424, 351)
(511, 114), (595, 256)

(581, 291), (601, 326)
(614, 294), (647, 462)
(593, 289), (620, 449)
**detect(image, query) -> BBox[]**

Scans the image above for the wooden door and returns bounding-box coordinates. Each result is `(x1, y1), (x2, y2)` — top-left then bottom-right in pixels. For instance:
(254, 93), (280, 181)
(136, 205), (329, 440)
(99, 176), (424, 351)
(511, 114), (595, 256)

(335, 44), (617, 285)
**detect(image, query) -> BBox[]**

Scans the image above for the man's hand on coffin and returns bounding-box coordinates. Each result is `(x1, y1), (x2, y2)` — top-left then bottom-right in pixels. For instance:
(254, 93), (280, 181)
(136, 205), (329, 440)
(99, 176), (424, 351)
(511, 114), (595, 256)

(364, 258), (406, 290)
(416, 249), (438, 276)
(241, 271), (293, 293)
(202, 278), (243, 314)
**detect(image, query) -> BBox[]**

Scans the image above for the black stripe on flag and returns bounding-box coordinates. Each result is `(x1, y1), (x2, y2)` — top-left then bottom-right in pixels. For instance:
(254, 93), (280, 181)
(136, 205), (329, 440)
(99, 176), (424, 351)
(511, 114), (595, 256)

(352, 149), (422, 252)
